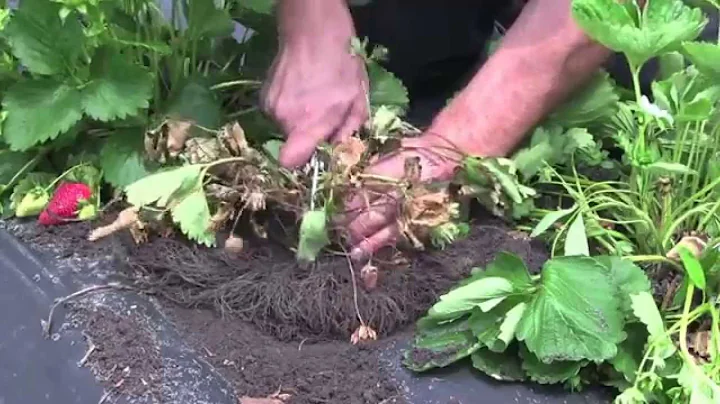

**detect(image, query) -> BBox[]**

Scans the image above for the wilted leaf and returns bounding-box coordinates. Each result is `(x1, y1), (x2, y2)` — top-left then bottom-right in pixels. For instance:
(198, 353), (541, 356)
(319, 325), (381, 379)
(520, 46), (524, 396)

(333, 136), (366, 172)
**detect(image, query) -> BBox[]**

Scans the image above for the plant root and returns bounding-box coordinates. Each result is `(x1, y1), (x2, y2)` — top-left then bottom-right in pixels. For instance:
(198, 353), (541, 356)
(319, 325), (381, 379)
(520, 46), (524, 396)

(42, 283), (134, 338)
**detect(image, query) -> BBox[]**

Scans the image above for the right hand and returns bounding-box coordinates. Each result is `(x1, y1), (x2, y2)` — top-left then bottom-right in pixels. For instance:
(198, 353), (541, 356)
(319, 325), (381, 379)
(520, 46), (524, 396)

(260, 30), (369, 169)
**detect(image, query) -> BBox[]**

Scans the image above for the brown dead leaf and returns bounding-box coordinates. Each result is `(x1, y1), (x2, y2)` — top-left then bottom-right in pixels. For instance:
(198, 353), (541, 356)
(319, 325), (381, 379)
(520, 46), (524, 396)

(666, 236), (707, 261)
(185, 137), (226, 164)
(406, 190), (453, 228)
(206, 184), (242, 204)
(689, 331), (711, 359)
(88, 207), (141, 242)
(209, 204), (233, 232)
(360, 263), (378, 290)
(144, 128), (168, 162)
(333, 136), (366, 171)
(221, 122), (249, 155)
(402, 156), (422, 185)
(351, 325), (378, 345)
(166, 120), (193, 157)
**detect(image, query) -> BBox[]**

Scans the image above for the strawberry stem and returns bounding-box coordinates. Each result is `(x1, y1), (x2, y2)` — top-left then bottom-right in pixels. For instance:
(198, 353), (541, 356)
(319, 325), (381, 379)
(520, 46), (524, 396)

(1, 149), (47, 198)
(46, 163), (92, 192)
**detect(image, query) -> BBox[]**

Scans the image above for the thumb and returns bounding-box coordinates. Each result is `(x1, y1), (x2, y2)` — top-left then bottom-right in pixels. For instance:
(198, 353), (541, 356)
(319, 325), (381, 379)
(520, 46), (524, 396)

(279, 124), (333, 169)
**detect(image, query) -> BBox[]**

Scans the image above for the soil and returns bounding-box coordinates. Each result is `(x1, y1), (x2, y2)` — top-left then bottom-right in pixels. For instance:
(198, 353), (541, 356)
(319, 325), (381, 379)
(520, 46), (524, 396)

(3, 211), (549, 404)
(69, 302), (164, 401)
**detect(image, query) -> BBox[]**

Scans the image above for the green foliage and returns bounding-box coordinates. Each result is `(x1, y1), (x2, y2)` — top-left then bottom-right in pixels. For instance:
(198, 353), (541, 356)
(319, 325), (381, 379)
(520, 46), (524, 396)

(404, 253), (651, 387)
(296, 209), (331, 263)
(571, 0), (707, 68)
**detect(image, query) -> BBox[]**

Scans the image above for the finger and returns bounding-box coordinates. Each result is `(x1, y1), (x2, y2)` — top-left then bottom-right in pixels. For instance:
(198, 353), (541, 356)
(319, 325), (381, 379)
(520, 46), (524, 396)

(346, 195), (400, 244)
(350, 223), (401, 262)
(279, 119), (341, 168)
(330, 100), (368, 144)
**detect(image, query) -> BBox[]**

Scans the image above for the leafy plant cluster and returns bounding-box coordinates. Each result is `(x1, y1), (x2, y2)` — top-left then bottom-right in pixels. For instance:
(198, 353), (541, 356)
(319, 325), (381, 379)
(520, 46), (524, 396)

(0, 0), (520, 262)
(0, 0), (280, 218)
(407, 0), (720, 401)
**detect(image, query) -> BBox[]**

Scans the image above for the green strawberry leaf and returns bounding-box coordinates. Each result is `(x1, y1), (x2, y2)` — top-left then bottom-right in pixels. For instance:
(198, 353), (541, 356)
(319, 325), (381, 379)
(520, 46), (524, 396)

(2, 78), (84, 151)
(428, 277), (515, 322)
(186, 1), (234, 40)
(596, 256), (651, 316)
(547, 71), (619, 128)
(469, 301), (527, 353)
(516, 256), (624, 362)
(404, 317), (480, 372)
(100, 129), (152, 188)
(471, 345), (527, 382)
(66, 165), (103, 189)
(682, 41), (720, 78)
(165, 79), (223, 131)
(3, 0), (85, 75)
(571, 0), (707, 68)
(170, 188), (215, 247)
(520, 346), (585, 385)
(82, 49), (154, 122)
(367, 61), (409, 113)
(609, 323), (647, 383)
(125, 165), (204, 208)
(296, 209), (330, 263)
(465, 251), (534, 290)
(629, 292), (676, 358)
(241, 0), (276, 14)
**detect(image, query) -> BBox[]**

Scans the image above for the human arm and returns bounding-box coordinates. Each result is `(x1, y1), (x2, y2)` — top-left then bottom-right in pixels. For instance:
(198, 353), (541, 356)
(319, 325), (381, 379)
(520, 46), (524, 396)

(261, 0), (368, 168)
(342, 0), (613, 260)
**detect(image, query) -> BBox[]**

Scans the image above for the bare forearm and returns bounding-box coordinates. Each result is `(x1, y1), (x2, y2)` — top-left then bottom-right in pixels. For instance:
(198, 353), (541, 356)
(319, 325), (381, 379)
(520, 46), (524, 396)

(430, 0), (611, 157)
(278, 0), (355, 46)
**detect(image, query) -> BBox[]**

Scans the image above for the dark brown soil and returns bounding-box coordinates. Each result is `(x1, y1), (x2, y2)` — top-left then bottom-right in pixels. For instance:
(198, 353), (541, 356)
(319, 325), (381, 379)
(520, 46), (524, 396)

(166, 305), (403, 404)
(70, 302), (164, 400)
(3, 214), (549, 404)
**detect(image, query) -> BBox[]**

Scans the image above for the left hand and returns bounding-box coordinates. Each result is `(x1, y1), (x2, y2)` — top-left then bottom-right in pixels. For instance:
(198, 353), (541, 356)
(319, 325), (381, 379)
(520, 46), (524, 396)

(336, 133), (462, 262)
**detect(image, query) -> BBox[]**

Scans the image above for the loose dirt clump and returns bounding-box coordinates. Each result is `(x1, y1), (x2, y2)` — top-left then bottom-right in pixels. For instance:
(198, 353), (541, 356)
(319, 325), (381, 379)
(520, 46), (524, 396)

(120, 217), (547, 342)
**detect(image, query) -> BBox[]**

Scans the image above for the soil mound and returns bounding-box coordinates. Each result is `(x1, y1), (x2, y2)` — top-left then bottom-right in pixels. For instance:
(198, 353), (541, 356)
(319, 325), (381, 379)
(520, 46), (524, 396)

(119, 219), (548, 342)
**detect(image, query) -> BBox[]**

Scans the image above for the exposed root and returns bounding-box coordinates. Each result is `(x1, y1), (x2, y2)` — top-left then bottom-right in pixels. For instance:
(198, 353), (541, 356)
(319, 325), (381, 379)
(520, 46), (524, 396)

(42, 283), (134, 338)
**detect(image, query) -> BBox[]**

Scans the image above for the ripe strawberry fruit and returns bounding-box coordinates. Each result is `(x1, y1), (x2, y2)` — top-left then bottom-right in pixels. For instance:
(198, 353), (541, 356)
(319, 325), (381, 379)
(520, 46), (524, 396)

(38, 182), (93, 226)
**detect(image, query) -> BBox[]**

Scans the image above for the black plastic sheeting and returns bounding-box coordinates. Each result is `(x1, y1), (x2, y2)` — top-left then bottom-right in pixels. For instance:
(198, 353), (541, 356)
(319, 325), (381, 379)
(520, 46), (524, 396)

(0, 228), (611, 403)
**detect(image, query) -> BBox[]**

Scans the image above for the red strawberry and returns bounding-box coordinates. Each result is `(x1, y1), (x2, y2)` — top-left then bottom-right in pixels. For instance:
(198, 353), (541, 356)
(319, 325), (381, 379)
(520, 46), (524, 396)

(38, 182), (93, 226)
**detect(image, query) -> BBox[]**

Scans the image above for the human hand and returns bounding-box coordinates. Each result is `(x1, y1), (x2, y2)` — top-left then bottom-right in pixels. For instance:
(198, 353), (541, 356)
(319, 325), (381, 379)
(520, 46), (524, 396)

(336, 134), (463, 262)
(260, 28), (369, 169)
